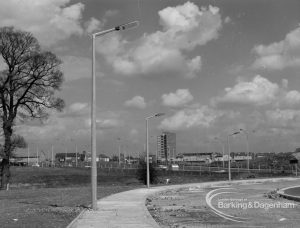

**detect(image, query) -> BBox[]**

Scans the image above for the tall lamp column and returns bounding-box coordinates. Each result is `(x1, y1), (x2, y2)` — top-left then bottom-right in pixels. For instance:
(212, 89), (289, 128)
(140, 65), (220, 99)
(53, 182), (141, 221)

(91, 21), (139, 210)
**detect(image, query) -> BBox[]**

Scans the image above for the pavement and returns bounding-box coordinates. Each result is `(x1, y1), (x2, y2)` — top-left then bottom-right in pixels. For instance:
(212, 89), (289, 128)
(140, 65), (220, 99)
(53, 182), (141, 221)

(67, 177), (299, 228)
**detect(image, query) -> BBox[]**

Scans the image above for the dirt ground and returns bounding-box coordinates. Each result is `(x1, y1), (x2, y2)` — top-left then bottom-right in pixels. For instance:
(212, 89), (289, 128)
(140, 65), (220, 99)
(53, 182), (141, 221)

(147, 179), (300, 228)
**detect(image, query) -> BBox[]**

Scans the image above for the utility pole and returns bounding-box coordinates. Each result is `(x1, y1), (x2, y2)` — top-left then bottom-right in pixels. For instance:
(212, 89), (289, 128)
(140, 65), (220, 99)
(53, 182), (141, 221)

(27, 146), (30, 166)
(75, 144), (78, 167)
(65, 148), (67, 167)
(51, 145), (54, 167)
(36, 146), (39, 164)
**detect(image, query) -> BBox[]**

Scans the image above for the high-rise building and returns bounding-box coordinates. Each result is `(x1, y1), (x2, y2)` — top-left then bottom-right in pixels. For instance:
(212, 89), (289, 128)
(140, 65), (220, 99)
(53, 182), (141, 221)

(157, 132), (176, 162)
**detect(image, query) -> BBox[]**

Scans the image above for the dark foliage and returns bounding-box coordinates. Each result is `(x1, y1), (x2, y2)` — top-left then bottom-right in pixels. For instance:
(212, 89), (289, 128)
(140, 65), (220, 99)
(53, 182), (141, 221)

(136, 161), (158, 185)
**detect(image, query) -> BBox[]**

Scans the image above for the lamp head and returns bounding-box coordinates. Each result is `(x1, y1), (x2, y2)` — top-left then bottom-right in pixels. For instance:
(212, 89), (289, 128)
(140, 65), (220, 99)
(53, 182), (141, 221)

(115, 21), (139, 31)
(154, 113), (165, 117)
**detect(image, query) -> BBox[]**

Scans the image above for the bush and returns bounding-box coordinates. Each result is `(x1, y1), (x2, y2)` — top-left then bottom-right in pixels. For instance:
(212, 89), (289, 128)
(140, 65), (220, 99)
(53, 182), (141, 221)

(136, 161), (158, 185)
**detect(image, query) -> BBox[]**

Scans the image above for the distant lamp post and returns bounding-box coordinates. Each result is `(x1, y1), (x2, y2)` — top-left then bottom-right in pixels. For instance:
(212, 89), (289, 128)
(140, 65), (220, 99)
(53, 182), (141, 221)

(146, 113), (165, 188)
(214, 137), (225, 168)
(240, 129), (251, 173)
(91, 20), (139, 210)
(227, 131), (240, 181)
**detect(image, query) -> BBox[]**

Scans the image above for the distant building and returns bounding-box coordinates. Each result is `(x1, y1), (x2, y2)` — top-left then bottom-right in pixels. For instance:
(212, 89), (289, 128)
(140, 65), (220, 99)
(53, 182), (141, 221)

(99, 154), (110, 162)
(9, 156), (38, 166)
(255, 152), (275, 159)
(144, 155), (156, 163)
(157, 132), (176, 162)
(231, 152), (253, 161)
(179, 152), (214, 164)
(55, 153), (85, 163)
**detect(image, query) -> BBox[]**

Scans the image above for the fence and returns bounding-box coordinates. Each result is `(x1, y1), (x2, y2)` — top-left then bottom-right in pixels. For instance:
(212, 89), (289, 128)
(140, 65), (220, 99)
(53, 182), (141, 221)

(180, 164), (294, 175)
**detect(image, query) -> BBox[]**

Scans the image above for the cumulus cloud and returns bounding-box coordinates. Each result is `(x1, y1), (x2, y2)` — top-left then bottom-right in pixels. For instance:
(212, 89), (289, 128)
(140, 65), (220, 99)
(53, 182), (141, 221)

(68, 102), (89, 115)
(252, 27), (300, 69)
(213, 75), (279, 106)
(97, 2), (223, 78)
(0, 0), (86, 46)
(85, 17), (103, 34)
(212, 75), (300, 109)
(162, 89), (194, 107)
(124, 96), (146, 109)
(159, 106), (219, 131)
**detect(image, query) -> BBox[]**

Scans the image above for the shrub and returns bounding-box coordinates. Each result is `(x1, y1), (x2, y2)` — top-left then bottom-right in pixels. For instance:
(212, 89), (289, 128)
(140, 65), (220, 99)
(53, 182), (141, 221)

(136, 161), (158, 185)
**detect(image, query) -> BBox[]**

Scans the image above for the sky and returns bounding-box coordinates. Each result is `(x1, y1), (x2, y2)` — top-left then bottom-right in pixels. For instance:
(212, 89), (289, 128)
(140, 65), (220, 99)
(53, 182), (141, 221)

(1, 0), (300, 158)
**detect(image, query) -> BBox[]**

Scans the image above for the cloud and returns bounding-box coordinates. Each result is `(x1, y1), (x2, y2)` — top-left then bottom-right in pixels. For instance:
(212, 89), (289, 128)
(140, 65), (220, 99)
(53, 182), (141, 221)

(213, 75), (279, 106)
(159, 106), (219, 131)
(96, 119), (122, 129)
(265, 109), (300, 129)
(252, 27), (300, 69)
(97, 2), (223, 78)
(83, 110), (123, 130)
(85, 17), (103, 34)
(85, 9), (118, 34)
(15, 102), (123, 143)
(162, 89), (194, 107)
(68, 102), (89, 115)
(124, 96), (146, 109)
(212, 75), (300, 109)
(84, 118), (123, 130)
(0, 0), (86, 46)
(284, 90), (300, 107)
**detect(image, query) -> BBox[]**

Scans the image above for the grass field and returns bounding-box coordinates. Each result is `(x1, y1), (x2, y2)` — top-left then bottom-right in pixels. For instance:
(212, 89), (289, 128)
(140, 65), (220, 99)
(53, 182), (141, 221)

(9, 166), (141, 188)
(0, 166), (143, 228)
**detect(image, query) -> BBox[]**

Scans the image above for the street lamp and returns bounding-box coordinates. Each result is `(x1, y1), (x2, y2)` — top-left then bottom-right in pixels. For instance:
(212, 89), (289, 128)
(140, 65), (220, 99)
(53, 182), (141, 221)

(214, 137), (225, 168)
(240, 129), (251, 173)
(91, 21), (139, 210)
(227, 131), (240, 181)
(146, 113), (165, 188)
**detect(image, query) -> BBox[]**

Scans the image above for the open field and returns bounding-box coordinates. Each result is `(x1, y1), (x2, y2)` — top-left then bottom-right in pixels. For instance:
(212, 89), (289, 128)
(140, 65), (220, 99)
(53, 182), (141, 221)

(0, 167), (143, 228)
(8, 166), (141, 188)
(147, 179), (300, 228)
(0, 185), (140, 228)
(2, 166), (298, 227)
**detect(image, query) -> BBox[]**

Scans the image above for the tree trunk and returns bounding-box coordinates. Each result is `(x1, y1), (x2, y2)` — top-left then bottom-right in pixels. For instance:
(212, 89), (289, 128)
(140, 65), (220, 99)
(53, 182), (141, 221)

(1, 121), (13, 190)
(0, 158), (10, 190)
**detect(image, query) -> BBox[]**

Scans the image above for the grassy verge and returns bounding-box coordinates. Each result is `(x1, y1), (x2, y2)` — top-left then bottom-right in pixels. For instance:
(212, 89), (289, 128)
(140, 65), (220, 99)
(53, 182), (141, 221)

(0, 185), (140, 228)
(0, 167), (142, 228)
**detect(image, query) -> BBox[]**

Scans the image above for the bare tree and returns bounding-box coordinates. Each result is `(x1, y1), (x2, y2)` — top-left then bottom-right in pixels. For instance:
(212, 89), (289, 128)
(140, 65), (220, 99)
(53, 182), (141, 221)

(0, 27), (64, 189)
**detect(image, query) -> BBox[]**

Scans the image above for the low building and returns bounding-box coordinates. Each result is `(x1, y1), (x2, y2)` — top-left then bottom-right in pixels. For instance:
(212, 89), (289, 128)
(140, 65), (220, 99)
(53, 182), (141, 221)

(180, 152), (214, 164)
(55, 153), (85, 163)
(214, 154), (231, 162)
(99, 154), (110, 162)
(231, 152), (253, 161)
(9, 156), (38, 166)
(255, 152), (275, 159)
